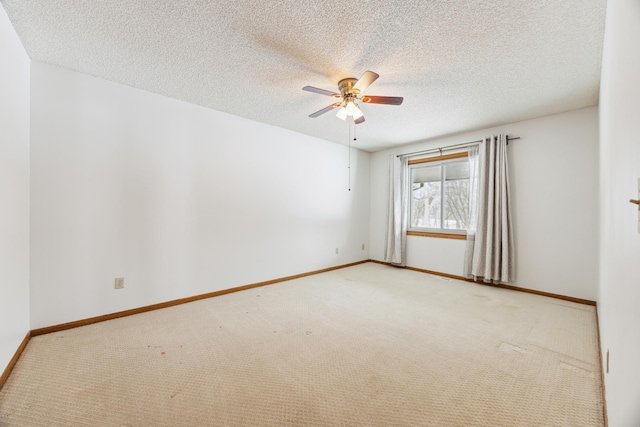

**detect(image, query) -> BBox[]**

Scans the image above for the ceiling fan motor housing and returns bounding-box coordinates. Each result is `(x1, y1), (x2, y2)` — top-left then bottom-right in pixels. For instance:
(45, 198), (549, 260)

(338, 78), (360, 98)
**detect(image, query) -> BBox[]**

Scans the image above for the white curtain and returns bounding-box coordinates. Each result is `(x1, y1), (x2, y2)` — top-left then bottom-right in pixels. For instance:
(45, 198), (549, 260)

(384, 155), (409, 266)
(463, 134), (515, 283)
(463, 144), (480, 276)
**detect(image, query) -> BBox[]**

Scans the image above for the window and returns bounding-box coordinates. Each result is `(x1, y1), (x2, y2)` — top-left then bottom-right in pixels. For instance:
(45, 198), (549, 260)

(409, 153), (469, 236)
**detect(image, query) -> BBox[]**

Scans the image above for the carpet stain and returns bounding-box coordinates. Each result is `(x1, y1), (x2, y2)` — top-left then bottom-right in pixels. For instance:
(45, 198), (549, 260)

(560, 361), (592, 374)
(499, 342), (527, 354)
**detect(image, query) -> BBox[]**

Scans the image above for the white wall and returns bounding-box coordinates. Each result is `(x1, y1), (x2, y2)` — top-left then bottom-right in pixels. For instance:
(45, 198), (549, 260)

(29, 62), (370, 329)
(598, 0), (640, 425)
(0, 4), (30, 373)
(370, 107), (599, 301)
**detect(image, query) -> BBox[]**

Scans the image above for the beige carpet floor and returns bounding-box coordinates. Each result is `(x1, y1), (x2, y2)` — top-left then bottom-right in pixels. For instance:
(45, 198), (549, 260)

(0, 262), (604, 426)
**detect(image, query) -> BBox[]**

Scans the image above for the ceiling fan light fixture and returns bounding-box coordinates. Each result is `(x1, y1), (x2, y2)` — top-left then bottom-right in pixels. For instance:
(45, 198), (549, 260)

(345, 99), (359, 116)
(351, 105), (364, 120)
(336, 106), (348, 120)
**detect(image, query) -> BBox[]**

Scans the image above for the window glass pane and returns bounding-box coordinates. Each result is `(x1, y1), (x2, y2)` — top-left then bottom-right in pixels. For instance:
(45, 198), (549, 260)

(411, 165), (441, 229)
(443, 162), (469, 230)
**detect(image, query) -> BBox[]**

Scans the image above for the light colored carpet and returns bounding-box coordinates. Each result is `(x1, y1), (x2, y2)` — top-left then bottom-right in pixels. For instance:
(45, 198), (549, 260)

(0, 262), (604, 426)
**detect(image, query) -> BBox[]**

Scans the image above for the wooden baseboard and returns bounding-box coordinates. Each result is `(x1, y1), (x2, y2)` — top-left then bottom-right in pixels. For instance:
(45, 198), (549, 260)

(485, 281), (596, 306)
(31, 260), (370, 336)
(595, 306), (608, 427)
(370, 259), (596, 306)
(371, 260), (469, 281)
(0, 332), (31, 391)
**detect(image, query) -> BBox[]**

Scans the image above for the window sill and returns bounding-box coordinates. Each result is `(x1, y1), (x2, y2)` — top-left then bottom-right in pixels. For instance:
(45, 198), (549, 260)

(407, 231), (467, 240)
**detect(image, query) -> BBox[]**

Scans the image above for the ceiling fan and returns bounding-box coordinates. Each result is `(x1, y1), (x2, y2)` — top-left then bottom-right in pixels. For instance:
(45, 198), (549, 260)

(303, 71), (403, 125)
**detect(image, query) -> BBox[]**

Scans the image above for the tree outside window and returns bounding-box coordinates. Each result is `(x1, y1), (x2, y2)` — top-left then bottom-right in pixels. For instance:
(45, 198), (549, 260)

(410, 158), (469, 232)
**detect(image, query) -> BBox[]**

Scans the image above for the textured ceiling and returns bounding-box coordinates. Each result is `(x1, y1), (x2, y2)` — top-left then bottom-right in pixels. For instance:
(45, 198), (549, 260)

(1, 0), (607, 152)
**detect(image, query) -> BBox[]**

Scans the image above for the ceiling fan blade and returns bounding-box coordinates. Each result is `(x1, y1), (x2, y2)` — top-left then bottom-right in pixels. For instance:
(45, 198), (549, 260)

(362, 96), (404, 105)
(353, 71), (379, 93)
(309, 103), (340, 118)
(303, 86), (340, 97)
(354, 116), (365, 125)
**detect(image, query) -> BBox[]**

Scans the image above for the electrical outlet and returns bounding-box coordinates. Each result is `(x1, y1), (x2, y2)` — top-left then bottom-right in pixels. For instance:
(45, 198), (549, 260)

(361, 243), (365, 250)
(335, 247), (339, 254)
(115, 277), (124, 289)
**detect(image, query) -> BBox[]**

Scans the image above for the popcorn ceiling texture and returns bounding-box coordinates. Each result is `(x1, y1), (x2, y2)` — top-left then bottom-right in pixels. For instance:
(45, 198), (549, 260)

(1, 0), (606, 151)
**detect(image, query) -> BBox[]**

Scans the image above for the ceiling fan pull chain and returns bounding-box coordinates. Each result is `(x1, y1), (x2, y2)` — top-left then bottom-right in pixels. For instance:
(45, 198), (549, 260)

(348, 121), (352, 192)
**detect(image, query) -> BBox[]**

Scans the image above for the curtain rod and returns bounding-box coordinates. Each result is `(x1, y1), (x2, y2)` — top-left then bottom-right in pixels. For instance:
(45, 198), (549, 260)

(397, 136), (520, 158)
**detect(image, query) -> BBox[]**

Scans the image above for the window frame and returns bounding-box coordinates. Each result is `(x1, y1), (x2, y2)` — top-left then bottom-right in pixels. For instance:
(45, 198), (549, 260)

(407, 152), (469, 240)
